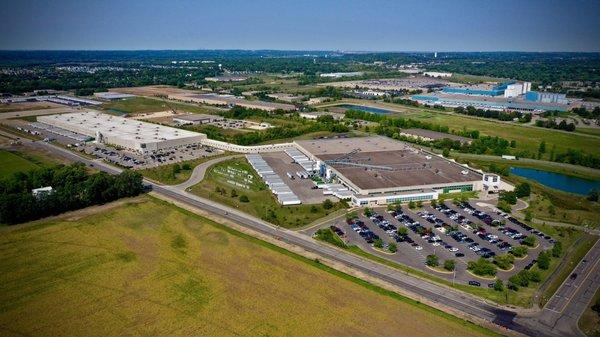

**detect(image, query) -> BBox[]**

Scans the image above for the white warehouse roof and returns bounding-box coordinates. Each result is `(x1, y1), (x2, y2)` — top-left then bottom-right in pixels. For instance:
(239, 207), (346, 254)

(38, 111), (206, 153)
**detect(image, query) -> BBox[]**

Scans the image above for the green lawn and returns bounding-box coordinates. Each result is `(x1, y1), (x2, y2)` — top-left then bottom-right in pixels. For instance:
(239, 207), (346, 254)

(0, 150), (41, 178)
(101, 96), (222, 115)
(137, 152), (231, 185)
(188, 158), (346, 228)
(0, 195), (499, 337)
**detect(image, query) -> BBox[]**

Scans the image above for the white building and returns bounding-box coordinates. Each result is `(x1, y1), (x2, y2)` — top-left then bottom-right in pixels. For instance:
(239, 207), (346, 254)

(423, 72), (452, 78)
(504, 82), (531, 98)
(38, 112), (206, 153)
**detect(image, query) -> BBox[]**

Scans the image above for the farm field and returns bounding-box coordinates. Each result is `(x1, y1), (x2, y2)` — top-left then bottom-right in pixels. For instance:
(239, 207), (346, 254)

(0, 196), (497, 337)
(101, 96), (223, 115)
(188, 158), (345, 228)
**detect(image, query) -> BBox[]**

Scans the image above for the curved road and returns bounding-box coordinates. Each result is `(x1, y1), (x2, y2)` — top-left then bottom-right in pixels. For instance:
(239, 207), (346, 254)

(26, 139), (600, 337)
(172, 154), (242, 190)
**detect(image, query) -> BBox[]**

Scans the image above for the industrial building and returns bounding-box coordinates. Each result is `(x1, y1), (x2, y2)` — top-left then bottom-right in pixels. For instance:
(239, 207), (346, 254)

(38, 112), (206, 153)
(293, 136), (507, 206)
(93, 92), (136, 100)
(411, 93), (570, 112)
(172, 113), (224, 125)
(168, 93), (296, 112)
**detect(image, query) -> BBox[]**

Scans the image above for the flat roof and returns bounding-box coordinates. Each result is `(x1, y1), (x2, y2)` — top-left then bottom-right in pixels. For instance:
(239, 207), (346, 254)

(296, 136), (481, 191)
(94, 92), (135, 99)
(173, 113), (223, 121)
(38, 112), (204, 144)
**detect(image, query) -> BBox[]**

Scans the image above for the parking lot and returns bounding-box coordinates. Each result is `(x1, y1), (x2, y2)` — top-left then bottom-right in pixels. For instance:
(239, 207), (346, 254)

(307, 200), (554, 286)
(4, 120), (221, 169)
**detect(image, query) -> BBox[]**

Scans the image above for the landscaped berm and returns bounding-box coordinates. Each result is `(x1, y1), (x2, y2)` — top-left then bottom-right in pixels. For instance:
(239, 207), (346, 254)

(0, 196), (497, 337)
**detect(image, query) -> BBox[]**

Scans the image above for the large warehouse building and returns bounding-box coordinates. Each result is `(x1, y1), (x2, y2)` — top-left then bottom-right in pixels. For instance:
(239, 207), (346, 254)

(294, 136), (505, 206)
(38, 112), (206, 153)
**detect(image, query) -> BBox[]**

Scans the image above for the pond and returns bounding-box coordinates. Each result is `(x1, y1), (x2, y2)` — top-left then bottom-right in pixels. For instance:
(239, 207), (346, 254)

(509, 167), (600, 196)
(337, 104), (393, 115)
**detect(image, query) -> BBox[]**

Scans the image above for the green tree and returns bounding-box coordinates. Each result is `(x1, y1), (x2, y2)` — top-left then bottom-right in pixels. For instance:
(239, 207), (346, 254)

(363, 207), (373, 217)
(397, 227), (408, 236)
(408, 201), (416, 209)
(514, 182), (531, 198)
(537, 251), (551, 270)
(522, 235), (537, 247)
(538, 140), (546, 156)
(443, 259), (456, 271)
(442, 148), (450, 157)
(430, 199), (437, 208)
(511, 245), (529, 258)
(322, 199), (334, 210)
(310, 205), (319, 213)
(588, 189), (599, 202)
(172, 164), (181, 175)
(552, 242), (563, 257)
(388, 243), (397, 253)
(373, 238), (384, 249)
(426, 254), (439, 267)
(493, 279), (504, 292)
(239, 195), (249, 202)
(230, 189), (238, 198)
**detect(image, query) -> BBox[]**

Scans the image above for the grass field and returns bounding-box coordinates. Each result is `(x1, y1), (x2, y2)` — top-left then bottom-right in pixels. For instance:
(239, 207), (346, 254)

(188, 158), (346, 228)
(101, 97), (222, 115)
(579, 287), (600, 337)
(0, 149), (40, 177)
(0, 196), (498, 337)
(321, 98), (600, 159)
(137, 152), (231, 185)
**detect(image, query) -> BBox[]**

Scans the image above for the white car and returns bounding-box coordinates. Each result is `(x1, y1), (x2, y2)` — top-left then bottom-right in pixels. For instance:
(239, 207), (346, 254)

(415, 245), (423, 251)
(449, 247), (459, 252)
(432, 242), (440, 247)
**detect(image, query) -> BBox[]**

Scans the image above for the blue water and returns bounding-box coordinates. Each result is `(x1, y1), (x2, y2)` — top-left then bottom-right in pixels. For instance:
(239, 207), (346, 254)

(338, 104), (393, 115)
(509, 167), (600, 196)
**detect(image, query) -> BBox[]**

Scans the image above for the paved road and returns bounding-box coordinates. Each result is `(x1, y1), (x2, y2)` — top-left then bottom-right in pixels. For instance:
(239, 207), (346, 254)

(517, 240), (600, 336)
(24, 139), (599, 337)
(172, 154), (242, 190)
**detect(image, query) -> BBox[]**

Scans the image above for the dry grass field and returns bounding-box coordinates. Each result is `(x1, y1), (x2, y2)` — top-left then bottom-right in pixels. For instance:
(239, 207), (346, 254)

(0, 196), (496, 337)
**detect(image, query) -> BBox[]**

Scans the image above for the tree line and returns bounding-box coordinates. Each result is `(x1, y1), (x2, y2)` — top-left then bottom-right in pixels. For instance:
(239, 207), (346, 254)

(0, 164), (144, 225)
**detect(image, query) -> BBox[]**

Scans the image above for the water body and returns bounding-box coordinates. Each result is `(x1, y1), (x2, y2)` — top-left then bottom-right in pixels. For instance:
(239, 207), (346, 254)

(338, 104), (393, 115)
(509, 167), (600, 196)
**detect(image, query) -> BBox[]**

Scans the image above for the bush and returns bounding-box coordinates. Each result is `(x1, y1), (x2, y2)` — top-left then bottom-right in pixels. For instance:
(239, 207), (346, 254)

(373, 238), (384, 249)
(430, 199), (437, 208)
(499, 191), (518, 205)
(408, 201), (416, 209)
(363, 207), (373, 217)
(314, 228), (346, 249)
(426, 254), (439, 267)
(239, 195), (249, 203)
(310, 205), (319, 213)
(443, 259), (456, 271)
(416, 201), (423, 208)
(493, 254), (515, 270)
(522, 235), (537, 247)
(397, 227), (408, 236)
(497, 200), (512, 213)
(511, 245), (529, 258)
(388, 243), (397, 253)
(172, 164), (181, 175)
(346, 211), (358, 220)
(181, 163), (192, 170)
(467, 258), (497, 276)
(230, 189), (238, 198)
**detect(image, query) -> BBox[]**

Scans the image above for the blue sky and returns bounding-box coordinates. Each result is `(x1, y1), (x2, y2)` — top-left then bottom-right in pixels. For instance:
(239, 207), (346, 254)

(0, 0), (598, 51)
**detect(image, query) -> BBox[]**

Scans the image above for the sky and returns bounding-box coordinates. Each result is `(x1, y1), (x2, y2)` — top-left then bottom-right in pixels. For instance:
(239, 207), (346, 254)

(0, 0), (599, 52)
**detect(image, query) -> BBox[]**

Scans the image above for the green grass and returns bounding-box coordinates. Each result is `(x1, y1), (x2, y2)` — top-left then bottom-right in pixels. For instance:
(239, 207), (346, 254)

(576, 127), (600, 137)
(0, 195), (499, 337)
(188, 158), (346, 228)
(137, 152), (231, 185)
(101, 96), (222, 115)
(314, 228), (347, 248)
(326, 98), (600, 159)
(0, 149), (41, 177)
